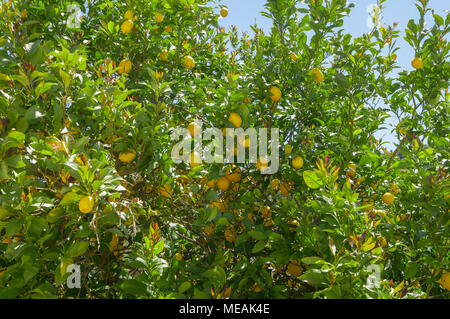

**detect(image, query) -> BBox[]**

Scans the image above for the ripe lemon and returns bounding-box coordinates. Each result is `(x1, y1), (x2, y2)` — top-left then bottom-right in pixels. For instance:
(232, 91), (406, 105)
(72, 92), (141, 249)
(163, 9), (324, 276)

(438, 271), (450, 290)
(289, 53), (298, 61)
(292, 156), (303, 169)
(285, 144), (292, 155)
(183, 56), (195, 69)
(174, 253), (183, 261)
(411, 57), (423, 70)
(220, 7), (228, 18)
(256, 157), (269, 173)
(269, 86), (281, 103)
(187, 122), (201, 137)
(226, 167), (241, 183)
(121, 20), (133, 34)
(271, 178), (280, 191)
(311, 68), (324, 83)
(286, 261), (303, 277)
(124, 10), (134, 20)
(189, 151), (202, 167)
(160, 184), (173, 198)
(119, 150), (136, 163)
(224, 227), (236, 243)
(228, 112), (242, 128)
(347, 162), (357, 178)
(389, 183), (400, 195)
(118, 59), (132, 74)
(206, 178), (216, 188)
(154, 12), (164, 23)
(165, 25), (173, 32)
(382, 192), (395, 205)
(217, 176), (231, 191)
(79, 196), (94, 214)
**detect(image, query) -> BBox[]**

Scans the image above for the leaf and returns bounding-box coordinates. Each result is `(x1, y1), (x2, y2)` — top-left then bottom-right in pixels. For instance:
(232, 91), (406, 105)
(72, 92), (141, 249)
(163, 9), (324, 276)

(204, 266), (226, 287)
(120, 279), (147, 296)
(301, 257), (326, 265)
(404, 263), (418, 279)
(248, 230), (267, 240)
(393, 280), (404, 294)
(329, 238), (336, 256)
(303, 170), (323, 189)
(178, 281), (192, 293)
(66, 241), (89, 257)
(60, 192), (80, 205)
(252, 241), (266, 253)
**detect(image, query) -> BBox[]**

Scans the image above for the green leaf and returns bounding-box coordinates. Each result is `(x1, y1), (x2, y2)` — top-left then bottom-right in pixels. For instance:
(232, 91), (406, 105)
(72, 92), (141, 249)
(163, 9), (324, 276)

(252, 241), (266, 253)
(204, 266), (226, 287)
(178, 281), (192, 293)
(404, 263), (418, 279)
(60, 192), (80, 205)
(66, 241), (90, 257)
(303, 170), (323, 189)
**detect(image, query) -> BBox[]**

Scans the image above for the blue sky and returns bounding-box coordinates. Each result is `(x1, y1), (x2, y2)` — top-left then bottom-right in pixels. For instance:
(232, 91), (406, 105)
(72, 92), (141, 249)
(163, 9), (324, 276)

(216, 0), (449, 149)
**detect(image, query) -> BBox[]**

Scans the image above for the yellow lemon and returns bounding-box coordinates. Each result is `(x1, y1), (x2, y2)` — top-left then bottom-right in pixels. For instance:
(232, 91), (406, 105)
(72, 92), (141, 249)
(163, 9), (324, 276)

(271, 178), (280, 191)
(154, 12), (164, 23)
(124, 10), (134, 20)
(228, 112), (242, 128)
(119, 150), (137, 163)
(289, 53), (298, 61)
(292, 156), (303, 169)
(389, 183), (400, 195)
(286, 262), (303, 277)
(382, 192), (395, 205)
(311, 68), (324, 83)
(183, 56), (195, 70)
(220, 7), (228, 18)
(269, 86), (281, 103)
(411, 57), (423, 70)
(118, 59), (132, 74)
(79, 196), (94, 214)
(206, 178), (216, 188)
(226, 167), (241, 183)
(189, 151), (202, 167)
(256, 157), (269, 173)
(121, 20), (133, 34)
(217, 176), (231, 191)
(165, 25), (173, 32)
(187, 122), (201, 137)
(174, 253), (183, 261)
(438, 272), (450, 290)
(285, 144), (292, 155)
(347, 162), (357, 178)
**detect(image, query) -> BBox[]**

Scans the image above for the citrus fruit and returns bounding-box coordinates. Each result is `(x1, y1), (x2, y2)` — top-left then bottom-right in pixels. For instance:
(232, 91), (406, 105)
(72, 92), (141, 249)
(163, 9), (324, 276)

(165, 25), (173, 32)
(183, 56), (195, 69)
(269, 86), (281, 103)
(286, 261), (303, 277)
(289, 53), (298, 61)
(228, 112), (242, 128)
(271, 178), (280, 191)
(256, 157), (268, 173)
(438, 271), (450, 290)
(124, 10), (134, 20)
(154, 13), (164, 23)
(224, 227), (236, 243)
(189, 151), (201, 167)
(217, 176), (231, 191)
(411, 57), (423, 69)
(118, 59), (132, 74)
(262, 206), (272, 218)
(174, 253), (183, 261)
(187, 122), (201, 137)
(79, 196), (94, 214)
(382, 192), (395, 205)
(311, 68), (324, 83)
(160, 50), (168, 62)
(389, 183), (400, 195)
(292, 156), (303, 169)
(119, 150), (136, 163)
(159, 184), (173, 198)
(220, 7), (228, 18)
(121, 20), (133, 34)
(285, 144), (292, 155)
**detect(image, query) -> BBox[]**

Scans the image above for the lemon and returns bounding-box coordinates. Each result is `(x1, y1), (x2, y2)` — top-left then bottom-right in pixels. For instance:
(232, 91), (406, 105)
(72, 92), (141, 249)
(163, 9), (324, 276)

(347, 162), (357, 178)
(285, 144), (292, 155)
(438, 271), (450, 290)
(269, 86), (281, 103)
(174, 252), (183, 261)
(118, 59), (132, 74)
(183, 56), (195, 69)
(289, 53), (298, 61)
(256, 157), (268, 173)
(311, 68), (324, 83)
(280, 182), (290, 197)
(121, 20), (133, 34)
(286, 261), (303, 277)
(79, 196), (94, 214)
(292, 156), (303, 169)
(206, 178), (216, 188)
(226, 167), (241, 183)
(217, 176), (231, 191)
(271, 178), (280, 191)
(119, 150), (137, 163)
(389, 183), (400, 195)
(382, 192), (395, 205)
(154, 12), (164, 23)
(411, 57), (423, 70)
(165, 25), (173, 32)
(187, 122), (201, 137)
(228, 112), (242, 128)
(220, 7), (228, 18)
(189, 151), (201, 167)
(124, 10), (134, 20)
(160, 184), (173, 198)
